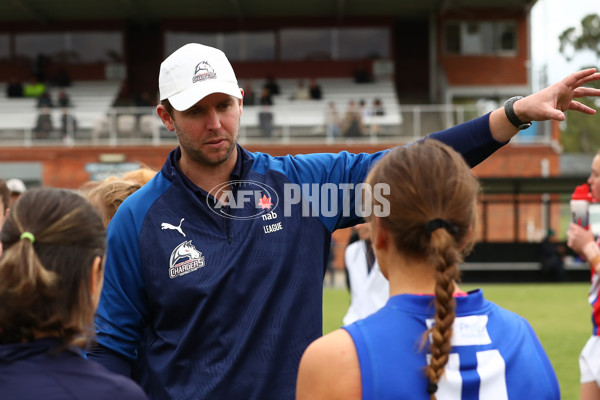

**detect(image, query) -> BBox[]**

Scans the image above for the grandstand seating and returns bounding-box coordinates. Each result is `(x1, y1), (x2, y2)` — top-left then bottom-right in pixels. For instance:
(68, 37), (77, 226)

(0, 80), (122, 140)
(0, 77), (402, 144)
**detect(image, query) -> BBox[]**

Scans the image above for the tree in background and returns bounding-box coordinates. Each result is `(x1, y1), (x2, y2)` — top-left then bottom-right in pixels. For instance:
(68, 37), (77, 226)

(558, 14), (600, 153)
(559, 14), (600, 62)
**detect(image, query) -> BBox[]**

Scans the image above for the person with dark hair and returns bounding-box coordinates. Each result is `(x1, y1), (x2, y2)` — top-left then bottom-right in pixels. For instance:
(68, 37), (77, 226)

(0, 188), (147, 400)
(297, 140), (560, 400)
(6, 76), (24, 98)
(88, 41), (600, 400)
(263, 74), (280, 97)
(309, 78), (322, 100)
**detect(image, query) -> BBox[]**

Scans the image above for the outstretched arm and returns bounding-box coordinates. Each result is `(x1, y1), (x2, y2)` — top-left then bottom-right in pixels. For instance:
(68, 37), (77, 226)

(490, 68), (600, 143)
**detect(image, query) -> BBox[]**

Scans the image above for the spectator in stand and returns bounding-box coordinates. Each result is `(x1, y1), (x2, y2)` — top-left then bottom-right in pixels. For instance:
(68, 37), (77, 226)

(342, 99), (365, 138)
(263, 74), (280, 97)
(370, 97), (386, 135)
(34, 107), (53, 139)
(51, 68), (72, 88)
(6, 178), (26, 208)
(324, 102), (341, 138)
(0, 187), (148, 400)
(134, 91), (155, 108)
(372, 98), (385, 116)
(6, 76), (24, 98)
(36, 91), (54, 109)
(23, 76), (47, 99)
(353, 62), (374, 83)
(57, 90), (71, 108)
(309, 78), (322, 100)
(258, 87), (274, 138)
(242, 82), (256, 106)
(293, 79), (310, 100)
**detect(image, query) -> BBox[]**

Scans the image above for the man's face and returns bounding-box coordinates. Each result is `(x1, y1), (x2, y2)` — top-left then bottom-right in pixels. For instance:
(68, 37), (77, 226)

(589, 155), (600, 200)
(159, 93), (243, 167)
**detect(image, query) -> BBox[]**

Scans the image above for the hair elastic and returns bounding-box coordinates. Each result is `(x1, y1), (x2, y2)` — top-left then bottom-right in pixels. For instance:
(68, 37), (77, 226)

(20, 232), (35, 244)
(424, 218), (459, 235)
(427, 381), (438, 395)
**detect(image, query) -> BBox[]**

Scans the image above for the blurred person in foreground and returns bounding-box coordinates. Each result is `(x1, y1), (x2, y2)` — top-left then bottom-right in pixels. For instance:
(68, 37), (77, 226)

(6, 178), (26, 207)
(85, 180), (142, 228)
(567, 149), (600, 400)
(297, 140), (560, 400)
(343, 221), (389, 326)
(0, 188), (147, 400)
(88, 41), (600, 400)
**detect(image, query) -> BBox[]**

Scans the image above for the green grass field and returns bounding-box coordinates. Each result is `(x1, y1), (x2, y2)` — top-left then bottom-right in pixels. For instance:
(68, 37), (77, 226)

(323, 282), (591, 399)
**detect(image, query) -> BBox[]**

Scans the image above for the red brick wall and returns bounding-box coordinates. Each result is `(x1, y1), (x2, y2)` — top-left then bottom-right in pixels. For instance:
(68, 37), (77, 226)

(0, 142), (558, 188)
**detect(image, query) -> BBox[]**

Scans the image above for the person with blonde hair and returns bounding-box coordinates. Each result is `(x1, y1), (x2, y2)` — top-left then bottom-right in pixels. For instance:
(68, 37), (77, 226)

(121, 166), (157, 186)
(0, 188), (147, 399)
(296, 140), (559, 400)
(85, 180), (142, 227)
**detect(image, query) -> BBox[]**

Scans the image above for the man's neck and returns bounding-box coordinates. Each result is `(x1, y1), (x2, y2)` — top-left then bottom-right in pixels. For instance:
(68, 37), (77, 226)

(179, 147), (238, 197)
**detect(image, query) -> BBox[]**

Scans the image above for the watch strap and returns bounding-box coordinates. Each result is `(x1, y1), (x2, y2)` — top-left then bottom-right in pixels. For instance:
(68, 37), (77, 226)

(504, 96), (532, 130)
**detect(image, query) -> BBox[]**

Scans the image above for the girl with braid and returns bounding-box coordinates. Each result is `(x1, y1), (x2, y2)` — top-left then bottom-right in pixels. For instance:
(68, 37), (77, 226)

(296, 140), (559, 400)
(0, 188), (147, 399)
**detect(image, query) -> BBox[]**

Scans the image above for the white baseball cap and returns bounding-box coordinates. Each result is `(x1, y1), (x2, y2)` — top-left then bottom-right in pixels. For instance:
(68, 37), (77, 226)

(159, 43), (242, 111)
(6, 178), (26, 194)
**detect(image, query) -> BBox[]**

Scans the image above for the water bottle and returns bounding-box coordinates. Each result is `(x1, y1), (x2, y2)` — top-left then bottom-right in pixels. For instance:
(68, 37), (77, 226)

(571, 183), (592, 228)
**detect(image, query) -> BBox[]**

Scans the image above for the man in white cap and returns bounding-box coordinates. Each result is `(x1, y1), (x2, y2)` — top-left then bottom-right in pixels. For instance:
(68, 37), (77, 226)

(88, 42), (600, 400)
(6, 178), (26, 207)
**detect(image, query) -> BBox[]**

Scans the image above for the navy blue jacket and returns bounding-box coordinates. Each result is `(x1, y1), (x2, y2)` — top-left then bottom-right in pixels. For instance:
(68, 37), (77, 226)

(0, 338), (147, 400)
(89, 113), (504, 399)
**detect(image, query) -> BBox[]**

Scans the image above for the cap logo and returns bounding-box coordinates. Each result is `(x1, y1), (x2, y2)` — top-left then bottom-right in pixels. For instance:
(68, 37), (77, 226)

(192, 61), (217, 83)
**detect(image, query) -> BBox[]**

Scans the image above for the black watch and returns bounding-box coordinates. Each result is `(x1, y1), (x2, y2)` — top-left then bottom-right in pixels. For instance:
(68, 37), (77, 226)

(504, 96), (532, 130)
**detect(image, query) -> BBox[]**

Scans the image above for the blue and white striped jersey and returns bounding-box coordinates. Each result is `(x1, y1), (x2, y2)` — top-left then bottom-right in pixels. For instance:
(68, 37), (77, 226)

(344, 289), (560, 400)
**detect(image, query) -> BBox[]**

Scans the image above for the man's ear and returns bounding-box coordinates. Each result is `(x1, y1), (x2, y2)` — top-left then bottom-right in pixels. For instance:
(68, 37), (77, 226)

(156, 104), (175, 131)
(239, 88), (244, 116)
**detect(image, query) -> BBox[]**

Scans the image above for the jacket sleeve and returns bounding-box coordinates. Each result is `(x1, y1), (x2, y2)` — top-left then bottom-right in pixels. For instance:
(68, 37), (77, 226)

(427, 112), (505, 167)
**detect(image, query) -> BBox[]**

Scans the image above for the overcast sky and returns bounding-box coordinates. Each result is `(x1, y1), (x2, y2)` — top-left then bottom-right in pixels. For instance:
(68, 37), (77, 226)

(530, 0), (599, 90)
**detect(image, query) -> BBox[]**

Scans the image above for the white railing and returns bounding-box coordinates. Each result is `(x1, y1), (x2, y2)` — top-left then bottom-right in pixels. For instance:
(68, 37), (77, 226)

(0, 103), (553, 147)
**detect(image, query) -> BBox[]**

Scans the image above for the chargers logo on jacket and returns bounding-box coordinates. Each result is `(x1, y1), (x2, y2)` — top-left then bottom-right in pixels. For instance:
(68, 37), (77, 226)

(169, 240), (205, 279)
